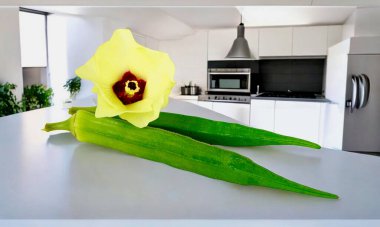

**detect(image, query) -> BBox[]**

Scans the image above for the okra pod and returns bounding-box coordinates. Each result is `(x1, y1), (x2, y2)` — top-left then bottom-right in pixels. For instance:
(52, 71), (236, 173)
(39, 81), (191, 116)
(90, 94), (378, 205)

(45, 110), (338, 199)
(69, 106), (321, 149)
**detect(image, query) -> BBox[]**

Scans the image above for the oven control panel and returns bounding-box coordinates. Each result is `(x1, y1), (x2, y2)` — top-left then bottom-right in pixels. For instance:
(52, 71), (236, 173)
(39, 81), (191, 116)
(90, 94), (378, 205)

(198, 95), (250, 104)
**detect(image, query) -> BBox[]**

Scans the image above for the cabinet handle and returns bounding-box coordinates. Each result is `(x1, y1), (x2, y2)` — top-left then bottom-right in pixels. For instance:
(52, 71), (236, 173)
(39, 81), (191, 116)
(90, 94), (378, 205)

(358, 74), (370, 109)
(350, 75), (359, 113)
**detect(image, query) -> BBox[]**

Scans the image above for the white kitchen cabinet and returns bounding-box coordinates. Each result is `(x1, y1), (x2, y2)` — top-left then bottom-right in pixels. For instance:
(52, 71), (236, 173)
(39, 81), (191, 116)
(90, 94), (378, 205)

(245, 28), (259, 59)
(212, 102), (250, 125)
(274, 101), (321, 143)
(259, 27), (293, 57)
(197, 101), (213, 110)
(292, 26), (328, 56)
(258, 25), (341, 57)
(250, 99), (275, 131)
(327, 25), (343, 48)
(207, 28), (259, 60)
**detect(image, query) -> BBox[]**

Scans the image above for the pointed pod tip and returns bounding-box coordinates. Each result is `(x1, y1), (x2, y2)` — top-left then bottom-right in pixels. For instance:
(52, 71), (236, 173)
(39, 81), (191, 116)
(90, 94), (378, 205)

(330, 194), (340, 200)
(311, 144), (322, 149)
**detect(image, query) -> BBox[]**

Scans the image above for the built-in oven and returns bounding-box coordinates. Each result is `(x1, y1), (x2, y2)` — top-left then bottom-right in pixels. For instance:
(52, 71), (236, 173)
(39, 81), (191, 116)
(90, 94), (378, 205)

(207, 68), (251, 93)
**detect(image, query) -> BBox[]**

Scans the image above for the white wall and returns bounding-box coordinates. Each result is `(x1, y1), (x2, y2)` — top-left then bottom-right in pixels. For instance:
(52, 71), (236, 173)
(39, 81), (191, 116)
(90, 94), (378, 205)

(158, 30), (208, 95)
(102, 18), (127, 41)
(354, 7), (380, 37)
(342, 7), (380, 40)
(342, 10), (356, 40)
(48, 14), (104, 105)
(102, 18), (159, 48)
(48, 13), (160, 105)
(0, 7), (23, 98)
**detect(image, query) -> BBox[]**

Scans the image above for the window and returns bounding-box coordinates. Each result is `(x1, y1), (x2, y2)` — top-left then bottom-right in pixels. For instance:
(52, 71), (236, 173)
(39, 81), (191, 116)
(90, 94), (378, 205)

(19, 9), (47, 67)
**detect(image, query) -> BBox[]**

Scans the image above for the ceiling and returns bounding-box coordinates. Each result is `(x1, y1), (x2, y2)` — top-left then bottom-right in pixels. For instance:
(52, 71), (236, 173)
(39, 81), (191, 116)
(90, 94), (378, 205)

(29, 6), (356, 37)
(2, 0), (380, 6)
(241, 6), (355, 27)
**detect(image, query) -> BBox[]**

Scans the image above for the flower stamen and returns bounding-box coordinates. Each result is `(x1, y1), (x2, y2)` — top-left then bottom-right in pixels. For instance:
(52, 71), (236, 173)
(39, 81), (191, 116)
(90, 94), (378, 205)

(125, 80), (140, 97)
(113, 71), (146, 105)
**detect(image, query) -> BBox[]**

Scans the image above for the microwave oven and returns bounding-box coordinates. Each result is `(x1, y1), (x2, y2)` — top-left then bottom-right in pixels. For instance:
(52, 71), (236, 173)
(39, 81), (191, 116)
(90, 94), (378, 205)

(207, 68), (251, 93)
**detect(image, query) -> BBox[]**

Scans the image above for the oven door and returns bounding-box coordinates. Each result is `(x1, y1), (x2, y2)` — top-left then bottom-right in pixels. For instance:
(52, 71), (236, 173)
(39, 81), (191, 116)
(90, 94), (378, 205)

(208, 72), (251, 93)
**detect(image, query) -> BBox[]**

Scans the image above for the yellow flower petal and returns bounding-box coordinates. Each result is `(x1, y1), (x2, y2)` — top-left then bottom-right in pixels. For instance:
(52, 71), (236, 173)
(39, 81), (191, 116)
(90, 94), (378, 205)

(75, 29), (175, 127)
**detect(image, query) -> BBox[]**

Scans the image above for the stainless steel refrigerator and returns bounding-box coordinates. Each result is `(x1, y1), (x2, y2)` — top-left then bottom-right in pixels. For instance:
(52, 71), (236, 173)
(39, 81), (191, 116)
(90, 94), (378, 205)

(324, 37), (380, 152)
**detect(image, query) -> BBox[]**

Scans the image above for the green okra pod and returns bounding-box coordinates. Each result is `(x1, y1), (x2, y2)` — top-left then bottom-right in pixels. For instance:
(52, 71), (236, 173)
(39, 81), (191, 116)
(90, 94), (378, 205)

(44, 110), (338, 199)
(69, 106), (321, 149)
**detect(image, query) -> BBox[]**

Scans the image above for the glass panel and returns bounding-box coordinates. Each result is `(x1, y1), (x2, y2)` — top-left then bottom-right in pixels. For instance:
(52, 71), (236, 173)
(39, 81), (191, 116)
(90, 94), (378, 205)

(19, 11), (47, 67)
(220, 79), (240, 89)
(210, 74), (248, 89)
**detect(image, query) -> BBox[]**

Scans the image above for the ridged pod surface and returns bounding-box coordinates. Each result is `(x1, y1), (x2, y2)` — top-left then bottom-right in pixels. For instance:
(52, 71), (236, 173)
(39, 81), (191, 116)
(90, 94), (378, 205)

(44, 110), (338, 199)
(69, 106), (321, 149)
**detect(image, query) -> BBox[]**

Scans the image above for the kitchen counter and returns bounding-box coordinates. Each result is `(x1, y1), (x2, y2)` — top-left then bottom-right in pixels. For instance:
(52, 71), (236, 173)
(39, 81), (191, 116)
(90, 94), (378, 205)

(251, 94), (331, 103)
(1, 99), (380, 219)
(170, 95), (199, 100)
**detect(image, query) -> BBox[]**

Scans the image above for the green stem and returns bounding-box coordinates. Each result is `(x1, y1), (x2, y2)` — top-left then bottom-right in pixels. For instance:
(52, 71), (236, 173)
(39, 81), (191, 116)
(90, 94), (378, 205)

(68, 106), (96, 115)
(43, 116), (75, 135)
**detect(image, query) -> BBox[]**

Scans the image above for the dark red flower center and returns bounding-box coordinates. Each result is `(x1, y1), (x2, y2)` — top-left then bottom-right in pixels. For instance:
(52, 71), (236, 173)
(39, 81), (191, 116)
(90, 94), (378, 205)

(113, 71), (146, 105)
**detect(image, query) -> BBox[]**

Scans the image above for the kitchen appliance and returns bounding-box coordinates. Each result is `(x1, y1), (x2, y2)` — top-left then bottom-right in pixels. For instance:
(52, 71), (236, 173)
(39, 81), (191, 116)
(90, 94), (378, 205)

(207, 68), (251, 93)
(180, 85), (200, 95)
(225, 14), (251, 59)
(324, 36), (380, 152)
(198, 94), (251, 104)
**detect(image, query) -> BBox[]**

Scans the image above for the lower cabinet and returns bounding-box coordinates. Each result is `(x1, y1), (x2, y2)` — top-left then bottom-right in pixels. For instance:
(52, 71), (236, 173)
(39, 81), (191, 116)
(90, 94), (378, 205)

(182, 98), (323, 144)
(197, 101), (213, 110)
(274, 101), (321, 143)
(212, 102), (250, 125)
(250, 100), (275, 131)
(250, 99), (323, 144)
(180, 99), (250, 125)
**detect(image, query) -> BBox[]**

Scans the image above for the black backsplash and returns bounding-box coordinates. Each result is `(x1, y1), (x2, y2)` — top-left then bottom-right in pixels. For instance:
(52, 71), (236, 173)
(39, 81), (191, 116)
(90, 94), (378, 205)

(208, 60), (258, 70)
(207, 59), (324, 94)
(259, 59), (325, 94)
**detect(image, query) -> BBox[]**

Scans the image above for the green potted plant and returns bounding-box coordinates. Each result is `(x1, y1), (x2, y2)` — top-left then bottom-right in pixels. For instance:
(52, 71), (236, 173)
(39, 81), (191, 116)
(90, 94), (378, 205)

(64, 76), (81, 98)
(0, 82), (22, 117)
(21, 84), (54, 111)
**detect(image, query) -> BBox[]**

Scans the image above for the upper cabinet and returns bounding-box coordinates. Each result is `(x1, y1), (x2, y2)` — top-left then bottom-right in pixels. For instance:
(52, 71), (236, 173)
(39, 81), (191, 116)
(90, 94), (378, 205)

(208, 25), (342, 59)
(258, 25), (342, 58)
(258, 27), (293, 57)
(292, 26), (328, 56)
(208, 28), (259, 60)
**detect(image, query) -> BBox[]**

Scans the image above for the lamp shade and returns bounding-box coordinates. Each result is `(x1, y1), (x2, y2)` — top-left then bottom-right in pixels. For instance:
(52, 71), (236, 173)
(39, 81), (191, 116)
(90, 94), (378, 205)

(226, 23), (251, 58)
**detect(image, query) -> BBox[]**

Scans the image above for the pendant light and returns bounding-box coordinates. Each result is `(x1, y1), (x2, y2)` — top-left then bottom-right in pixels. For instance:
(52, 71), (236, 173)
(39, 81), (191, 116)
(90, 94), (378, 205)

(226, 13), (251, 58)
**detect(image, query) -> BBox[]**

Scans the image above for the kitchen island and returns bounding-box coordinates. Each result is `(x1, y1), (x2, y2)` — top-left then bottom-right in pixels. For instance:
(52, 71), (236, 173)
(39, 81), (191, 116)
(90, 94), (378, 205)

(1, 99), (380, 219)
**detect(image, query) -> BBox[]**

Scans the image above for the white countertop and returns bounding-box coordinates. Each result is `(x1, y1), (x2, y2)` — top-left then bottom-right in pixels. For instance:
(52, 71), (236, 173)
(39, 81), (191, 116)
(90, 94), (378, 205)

(170, 95), (199, 100)
(251, 94), (331, 103)
(1, 99), (380, 219)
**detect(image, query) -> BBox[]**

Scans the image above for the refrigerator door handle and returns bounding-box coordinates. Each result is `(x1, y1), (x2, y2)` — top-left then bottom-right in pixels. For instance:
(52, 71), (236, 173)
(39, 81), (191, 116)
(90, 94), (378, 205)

(350, 75), (359, 112)
(358, 74), (370, 109)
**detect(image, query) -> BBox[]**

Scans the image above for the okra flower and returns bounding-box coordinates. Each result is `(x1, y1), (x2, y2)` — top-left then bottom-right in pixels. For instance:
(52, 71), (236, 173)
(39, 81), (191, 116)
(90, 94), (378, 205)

(75, 29), (175, 128)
